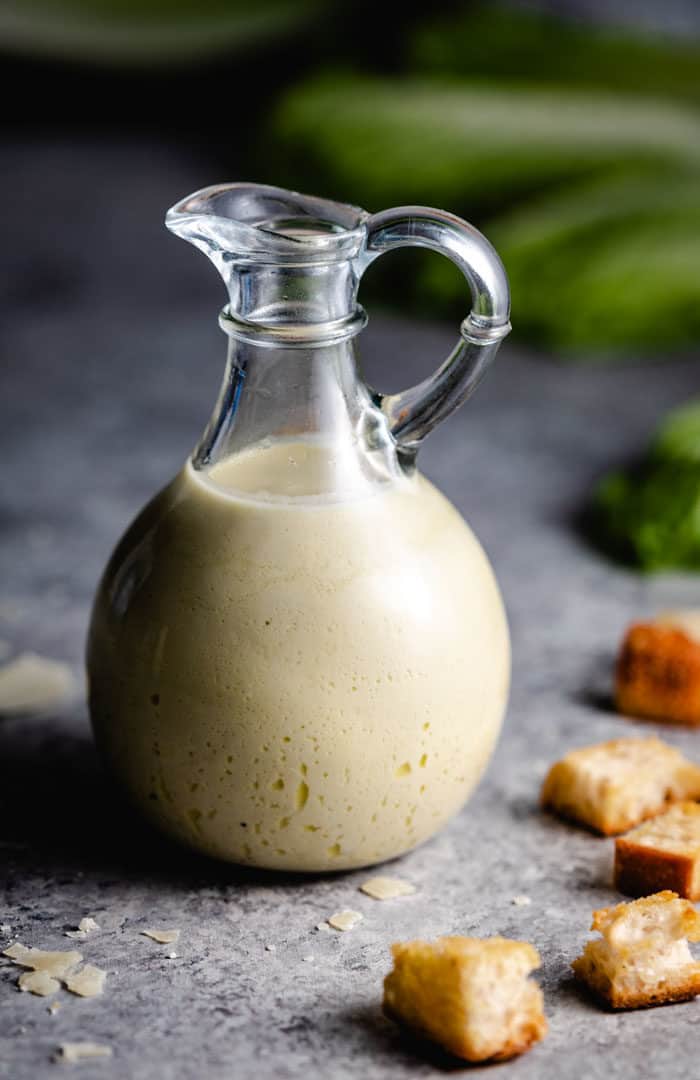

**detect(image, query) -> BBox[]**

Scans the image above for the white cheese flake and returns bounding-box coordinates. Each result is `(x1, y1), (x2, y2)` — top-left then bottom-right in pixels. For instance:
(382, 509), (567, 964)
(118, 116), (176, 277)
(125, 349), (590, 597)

(65, 917), (100, 940)
(0, 653), (77, 713)
(3, 943), (82, 978)
(64, 964), (107, 998)
(512, 895), (532, 907)
(141, 928), (180, 945)
(327, 910), (363, 932)
(359, 876), (416, 900)
(18, 970), (61, 997)
(56, 1042), (113, 1064)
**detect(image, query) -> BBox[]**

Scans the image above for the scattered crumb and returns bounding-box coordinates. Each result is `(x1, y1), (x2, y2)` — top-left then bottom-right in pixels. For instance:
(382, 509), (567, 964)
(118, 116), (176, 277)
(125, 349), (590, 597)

(64, 964), (107, 998)
(141, 929), (180, 945)
(302, 955), (315, 963)
(315, 923), (331, 932)
(18, 970), (61, 997)
(167, 951), (178, 960)
(512, 895), (532, 907)
(3, 943), (82, 978)
(0, 924), (11, 934)
(359, 876), (416, 901)
(56, 1042), (113, 1064)
(66, 917), (100, 940)
(0, 652), (77, 713)
(264, 944), (276, 952)
(48, 1001), (61, 1016)
(327, 910), (363, 932)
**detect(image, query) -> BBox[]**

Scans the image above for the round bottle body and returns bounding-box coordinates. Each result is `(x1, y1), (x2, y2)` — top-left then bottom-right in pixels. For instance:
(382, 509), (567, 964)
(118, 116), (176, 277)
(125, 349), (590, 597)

(87, 448), (510, 871)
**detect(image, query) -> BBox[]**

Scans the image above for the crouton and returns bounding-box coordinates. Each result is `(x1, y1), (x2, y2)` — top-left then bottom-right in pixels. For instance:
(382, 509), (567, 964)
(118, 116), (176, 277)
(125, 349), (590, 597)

(383, 936), (547, 1062)
(615, 801), (700, 899)
(541, 737), (700, 835)
(572, 891), (700, 1009)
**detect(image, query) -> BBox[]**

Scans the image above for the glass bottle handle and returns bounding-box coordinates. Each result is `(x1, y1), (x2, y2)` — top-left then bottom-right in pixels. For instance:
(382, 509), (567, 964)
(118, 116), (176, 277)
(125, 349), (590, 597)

(360, 207), (511, 454)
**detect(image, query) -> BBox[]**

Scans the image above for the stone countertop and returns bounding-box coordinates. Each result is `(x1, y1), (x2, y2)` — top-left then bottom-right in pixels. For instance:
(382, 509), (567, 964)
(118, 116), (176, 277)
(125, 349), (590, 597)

(2, 139), (700, 1080)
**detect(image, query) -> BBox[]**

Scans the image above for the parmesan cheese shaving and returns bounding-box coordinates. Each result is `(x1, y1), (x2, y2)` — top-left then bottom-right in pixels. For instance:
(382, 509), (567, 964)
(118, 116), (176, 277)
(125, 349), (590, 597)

(18, 969), (61, 996)
(56, 1043), (113, 1064)
(141, 929), (180, 944)
(3, 943), (82, 978)
(359, 876), (416, 900)
(64, 964), (107, 998)
(65, 917), (100, 940)
(0, 653), (77, 713)
(327, 910), (363, 932)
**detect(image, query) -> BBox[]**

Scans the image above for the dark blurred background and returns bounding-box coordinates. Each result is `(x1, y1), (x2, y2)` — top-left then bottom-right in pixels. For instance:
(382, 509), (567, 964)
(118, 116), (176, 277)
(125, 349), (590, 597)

(3, 0), (700, 588)
(4, 0), (700, 355)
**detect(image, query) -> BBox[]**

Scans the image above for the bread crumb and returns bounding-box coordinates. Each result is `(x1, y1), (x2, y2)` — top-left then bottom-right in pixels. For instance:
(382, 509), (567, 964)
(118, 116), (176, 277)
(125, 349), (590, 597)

(141, 929), (179, 945)
(264, 944), (276, 952)
(18, 970), (61, 997)
(0, 652), (77, 713)
(512, 896), (532, 907)
(3, 943), (82, 978)
(48, 1001), (61, 1015)
(167, 951), (178, 959)
(56, 1042), (113, 1064)
(64, 964), (107, 998)
(0, 924), (11, 934)
(315, 923), (331, 932)
(359, 876), (416, 900)
(384, 935), (547, 1062)
(65, 917), (100, 940)
(327, 911), (363, 932)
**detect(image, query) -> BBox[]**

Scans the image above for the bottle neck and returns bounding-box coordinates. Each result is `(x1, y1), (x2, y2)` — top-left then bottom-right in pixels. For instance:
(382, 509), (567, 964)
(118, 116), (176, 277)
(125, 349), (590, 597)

(191, 328), (404, 501)
(230, 261), (360, 325)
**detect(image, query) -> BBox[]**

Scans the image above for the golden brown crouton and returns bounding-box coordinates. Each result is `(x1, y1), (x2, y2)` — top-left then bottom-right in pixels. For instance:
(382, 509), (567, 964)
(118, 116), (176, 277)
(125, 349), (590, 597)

(616, 618), (700, 726)
(541, 736), (700, 835)
(572, 891), (700, 1009)
(615, 801), (700, 900)
(383, 935), (547, 1063)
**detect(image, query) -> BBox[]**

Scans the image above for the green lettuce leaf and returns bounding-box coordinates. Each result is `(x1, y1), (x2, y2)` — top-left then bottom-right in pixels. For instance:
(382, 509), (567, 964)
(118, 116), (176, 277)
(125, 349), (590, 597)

(410, 5), (700, 105)
(591, 400), (700, 571)
(268, 76), (700, 350)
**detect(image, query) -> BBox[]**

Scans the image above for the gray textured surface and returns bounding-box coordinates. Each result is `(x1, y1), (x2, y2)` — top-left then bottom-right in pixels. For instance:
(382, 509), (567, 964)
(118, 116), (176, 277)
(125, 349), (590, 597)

(2, 139), (700, 1079)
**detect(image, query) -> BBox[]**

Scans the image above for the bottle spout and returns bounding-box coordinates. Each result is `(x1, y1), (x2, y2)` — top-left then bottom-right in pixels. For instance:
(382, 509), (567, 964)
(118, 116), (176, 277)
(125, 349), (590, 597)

(166, 183), (369, 325)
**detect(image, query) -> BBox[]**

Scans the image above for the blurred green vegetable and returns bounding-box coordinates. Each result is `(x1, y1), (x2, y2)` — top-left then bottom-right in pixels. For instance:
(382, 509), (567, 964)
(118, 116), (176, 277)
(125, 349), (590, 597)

(0, 0), (321, 65)
(411, 5), (700, 105)
(654, 402), (700, 465)
(262, 5), (700, 354)
(592, 401), (700, 571)
(271, 76), (700, 211)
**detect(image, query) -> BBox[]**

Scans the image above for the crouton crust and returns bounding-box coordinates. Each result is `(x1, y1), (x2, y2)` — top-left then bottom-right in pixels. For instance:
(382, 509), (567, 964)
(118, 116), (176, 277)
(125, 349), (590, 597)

(615, 802), (700, 899)
(616, 622), (700, 726)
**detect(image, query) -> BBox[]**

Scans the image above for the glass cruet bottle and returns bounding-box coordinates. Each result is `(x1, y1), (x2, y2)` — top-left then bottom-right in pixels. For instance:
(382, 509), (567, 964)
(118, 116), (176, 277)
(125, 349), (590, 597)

(87, 183), (512, 871)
